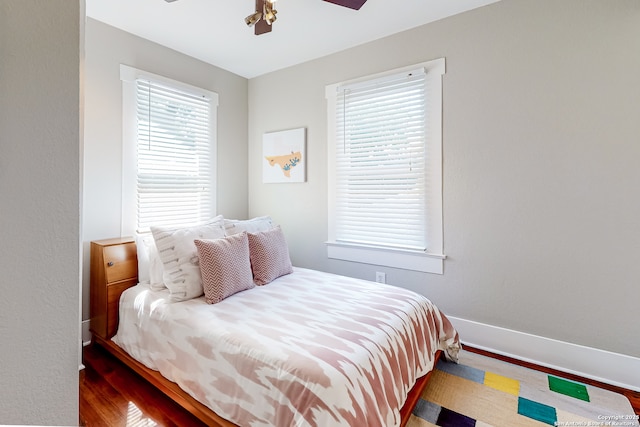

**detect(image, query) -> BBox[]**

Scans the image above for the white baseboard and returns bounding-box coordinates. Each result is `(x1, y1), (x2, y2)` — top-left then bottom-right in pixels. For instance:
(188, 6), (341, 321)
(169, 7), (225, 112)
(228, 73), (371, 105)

(448, 316), (640, 392)
(82, 319), (92, 346)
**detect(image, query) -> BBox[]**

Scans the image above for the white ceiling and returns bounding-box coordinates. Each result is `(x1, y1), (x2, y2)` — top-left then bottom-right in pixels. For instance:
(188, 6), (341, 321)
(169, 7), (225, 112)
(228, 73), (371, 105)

(86, 0), (499, 79)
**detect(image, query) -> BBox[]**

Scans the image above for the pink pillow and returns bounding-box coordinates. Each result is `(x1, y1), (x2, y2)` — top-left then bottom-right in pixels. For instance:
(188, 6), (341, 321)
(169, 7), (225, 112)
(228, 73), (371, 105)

(248, 226), (293, 285)
(194, 233), (255, 304)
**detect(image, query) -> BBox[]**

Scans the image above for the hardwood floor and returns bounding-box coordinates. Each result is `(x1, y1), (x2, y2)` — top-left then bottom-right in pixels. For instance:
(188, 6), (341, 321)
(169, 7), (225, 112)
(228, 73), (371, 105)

(80, 342), (640, 426)
(80, 343), (207, 426)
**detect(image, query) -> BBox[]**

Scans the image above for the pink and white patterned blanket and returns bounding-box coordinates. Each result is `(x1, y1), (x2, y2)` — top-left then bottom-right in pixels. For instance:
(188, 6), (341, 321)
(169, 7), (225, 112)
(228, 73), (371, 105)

(113, 267), (459, 427)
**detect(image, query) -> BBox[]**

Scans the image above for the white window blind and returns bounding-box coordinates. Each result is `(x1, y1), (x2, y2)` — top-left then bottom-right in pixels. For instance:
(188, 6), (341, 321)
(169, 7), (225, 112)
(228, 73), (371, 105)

(135, 79), (213, 230)
(326, 58), (445, 274)
(120, 65), (218, 235)
(334, 69), (428, 251)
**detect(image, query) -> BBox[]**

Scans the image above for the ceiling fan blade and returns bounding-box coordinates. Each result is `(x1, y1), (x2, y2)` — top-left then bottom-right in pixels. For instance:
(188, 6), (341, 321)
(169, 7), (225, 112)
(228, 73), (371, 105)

(323, 0), (367, 10)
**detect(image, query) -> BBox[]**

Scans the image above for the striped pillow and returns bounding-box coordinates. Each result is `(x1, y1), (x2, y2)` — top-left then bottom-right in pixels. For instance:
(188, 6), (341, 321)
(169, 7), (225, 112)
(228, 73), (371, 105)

(151, 216), (226, 302)
(194, 233), (255, 304)
(248, 226), (293, 285)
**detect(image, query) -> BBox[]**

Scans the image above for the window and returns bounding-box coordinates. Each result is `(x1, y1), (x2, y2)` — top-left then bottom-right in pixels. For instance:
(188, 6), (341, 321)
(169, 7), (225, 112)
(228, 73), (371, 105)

(120, 65), (218, 234)
(326, 59), (445, 274)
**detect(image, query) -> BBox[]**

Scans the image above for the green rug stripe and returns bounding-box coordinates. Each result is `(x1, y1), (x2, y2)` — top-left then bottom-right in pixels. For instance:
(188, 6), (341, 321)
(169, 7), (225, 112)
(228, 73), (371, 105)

(548, 375), (590, 402)
(518, 396), (557, 425)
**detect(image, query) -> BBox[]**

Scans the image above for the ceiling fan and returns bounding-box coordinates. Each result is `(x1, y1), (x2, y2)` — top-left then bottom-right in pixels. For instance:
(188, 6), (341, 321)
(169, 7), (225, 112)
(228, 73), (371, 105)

(164, 0), (368, 36)
(322, 0), (367, 10)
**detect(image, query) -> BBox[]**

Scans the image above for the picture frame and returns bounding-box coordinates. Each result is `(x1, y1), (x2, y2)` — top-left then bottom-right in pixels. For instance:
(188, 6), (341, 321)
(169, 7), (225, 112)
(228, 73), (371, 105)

(262, 127), (306, 183)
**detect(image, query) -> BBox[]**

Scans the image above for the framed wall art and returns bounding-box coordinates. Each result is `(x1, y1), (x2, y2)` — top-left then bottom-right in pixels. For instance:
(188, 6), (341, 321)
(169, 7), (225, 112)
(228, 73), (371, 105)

(262, 127), (306, 183)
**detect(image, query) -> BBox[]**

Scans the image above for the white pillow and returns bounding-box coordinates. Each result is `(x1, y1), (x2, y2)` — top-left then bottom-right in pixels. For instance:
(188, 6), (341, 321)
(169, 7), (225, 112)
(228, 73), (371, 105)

(135, 232), (167, 290)
(151, 215), (226, 302)
(134, 233), (153, 285)
(224, 216), (273, 235)
(147, 240), (166, 291)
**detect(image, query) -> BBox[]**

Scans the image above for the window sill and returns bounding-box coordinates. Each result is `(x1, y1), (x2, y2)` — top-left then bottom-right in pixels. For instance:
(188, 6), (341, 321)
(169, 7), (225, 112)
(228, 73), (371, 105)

(325, 241), (445, 274)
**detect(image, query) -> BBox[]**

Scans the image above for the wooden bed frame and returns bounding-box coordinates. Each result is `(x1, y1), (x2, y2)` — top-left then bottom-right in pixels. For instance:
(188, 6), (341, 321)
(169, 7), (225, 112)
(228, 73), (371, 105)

(90, 239), (439, 427)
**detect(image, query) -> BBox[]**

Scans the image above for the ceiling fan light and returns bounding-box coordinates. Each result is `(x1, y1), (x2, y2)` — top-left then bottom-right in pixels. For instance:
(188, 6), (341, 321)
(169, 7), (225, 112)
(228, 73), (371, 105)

(264, 11), (277, 25)
(245, 11), (262, 27)
(263, 2), (277, 25)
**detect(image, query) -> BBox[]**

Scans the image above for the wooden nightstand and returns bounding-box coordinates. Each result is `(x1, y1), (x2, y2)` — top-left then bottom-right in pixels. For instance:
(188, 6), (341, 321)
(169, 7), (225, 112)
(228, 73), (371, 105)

(89, 237), (138, 341)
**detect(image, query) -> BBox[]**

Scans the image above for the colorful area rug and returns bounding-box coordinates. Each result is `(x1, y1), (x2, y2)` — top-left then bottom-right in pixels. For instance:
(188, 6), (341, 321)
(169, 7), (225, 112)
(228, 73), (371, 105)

(409, 350), (639, 427)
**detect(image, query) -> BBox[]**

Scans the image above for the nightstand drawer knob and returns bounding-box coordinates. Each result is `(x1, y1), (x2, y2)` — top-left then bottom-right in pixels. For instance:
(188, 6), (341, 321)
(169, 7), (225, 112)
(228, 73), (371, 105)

(107, 261), (114, 267)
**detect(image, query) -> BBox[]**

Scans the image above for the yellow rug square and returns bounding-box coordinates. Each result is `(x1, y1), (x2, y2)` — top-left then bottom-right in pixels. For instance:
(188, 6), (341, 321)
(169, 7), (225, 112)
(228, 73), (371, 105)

(484, 371), (520, 396)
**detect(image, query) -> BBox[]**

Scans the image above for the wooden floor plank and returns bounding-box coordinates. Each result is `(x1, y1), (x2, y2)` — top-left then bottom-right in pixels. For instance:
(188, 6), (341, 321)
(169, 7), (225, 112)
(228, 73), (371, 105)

(80, 344), (207, 427)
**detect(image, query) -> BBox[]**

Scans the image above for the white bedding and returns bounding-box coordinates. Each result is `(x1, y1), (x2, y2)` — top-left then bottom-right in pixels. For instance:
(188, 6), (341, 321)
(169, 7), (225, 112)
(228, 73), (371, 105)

(113, 267), (459, 427)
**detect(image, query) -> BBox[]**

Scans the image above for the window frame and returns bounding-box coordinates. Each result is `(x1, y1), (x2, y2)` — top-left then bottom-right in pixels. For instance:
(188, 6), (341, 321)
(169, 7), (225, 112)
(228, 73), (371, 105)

(325, 58), (445, 274)
(120, 64), (219, 236)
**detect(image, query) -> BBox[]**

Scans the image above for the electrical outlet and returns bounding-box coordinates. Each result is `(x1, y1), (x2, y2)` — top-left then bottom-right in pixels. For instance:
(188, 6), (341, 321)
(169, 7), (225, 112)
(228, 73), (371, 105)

(375, 272), (386, 284)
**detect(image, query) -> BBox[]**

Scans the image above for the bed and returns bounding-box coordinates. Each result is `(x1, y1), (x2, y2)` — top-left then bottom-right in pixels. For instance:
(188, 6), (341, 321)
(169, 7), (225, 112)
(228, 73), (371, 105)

(92, 215), (460, 427)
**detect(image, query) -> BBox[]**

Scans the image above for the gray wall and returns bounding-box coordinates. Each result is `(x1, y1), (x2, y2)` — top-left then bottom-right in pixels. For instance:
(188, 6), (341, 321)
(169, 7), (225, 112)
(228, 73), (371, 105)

(0, 0), (81, 424)
(83, 18), (249, 321)
(248, 0), (640, 358)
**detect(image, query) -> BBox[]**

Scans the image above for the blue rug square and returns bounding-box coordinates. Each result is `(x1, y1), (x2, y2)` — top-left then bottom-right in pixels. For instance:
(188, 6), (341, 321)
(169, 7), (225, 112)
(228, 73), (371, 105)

(518, 396), (557, 425)
(436, 359), (485, 384)
(413, 398), (441, 424)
